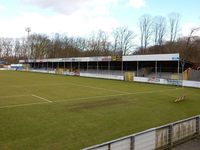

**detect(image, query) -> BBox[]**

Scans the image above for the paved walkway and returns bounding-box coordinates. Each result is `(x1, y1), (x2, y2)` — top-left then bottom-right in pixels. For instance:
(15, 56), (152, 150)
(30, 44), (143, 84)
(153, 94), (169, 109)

(173, 137), (200, 150)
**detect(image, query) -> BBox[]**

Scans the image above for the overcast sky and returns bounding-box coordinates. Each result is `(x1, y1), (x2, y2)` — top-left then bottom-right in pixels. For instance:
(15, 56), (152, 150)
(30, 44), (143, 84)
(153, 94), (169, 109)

(0, 0), (199, 38)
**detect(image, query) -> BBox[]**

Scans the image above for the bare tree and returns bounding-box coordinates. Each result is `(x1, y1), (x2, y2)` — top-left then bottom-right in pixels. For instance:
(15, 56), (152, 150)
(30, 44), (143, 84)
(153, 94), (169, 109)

(186, 27), (200, 48)
(139, 15), (153, 50)
(86, 30), (111, 56)
(96, 30), (109, 54)
(112, 29), (119, 55)
(0, 38), (3, 58)
(13, 39), (21, 58)
(153, 16), (167, 46)
(2, 38), (13, 57)
(28, 34), (51, 59)
(112, 27), (135, 55)
(168, 13), (181, 42)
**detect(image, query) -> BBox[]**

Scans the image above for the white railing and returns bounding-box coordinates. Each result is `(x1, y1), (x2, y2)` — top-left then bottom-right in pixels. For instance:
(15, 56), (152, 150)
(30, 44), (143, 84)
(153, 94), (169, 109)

(82, 115), (200, 150)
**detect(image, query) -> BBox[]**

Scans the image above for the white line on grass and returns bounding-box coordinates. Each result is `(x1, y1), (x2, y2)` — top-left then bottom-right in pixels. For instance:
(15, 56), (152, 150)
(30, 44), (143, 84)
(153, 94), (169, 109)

(32, 94), (52, 103)
(0, 101), (49, 109)
(0, 88), (181, 109)
(0, 82), (130, 94)
(53, 88), (181, 103)
(0, 94), (30, 98)
(67, 82), (131, 94)
(0, 83), (67, 88)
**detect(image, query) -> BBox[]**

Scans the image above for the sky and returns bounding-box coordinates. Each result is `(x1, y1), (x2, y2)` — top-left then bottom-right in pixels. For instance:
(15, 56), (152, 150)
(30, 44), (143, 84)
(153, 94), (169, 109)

(0, 0), (199, 39)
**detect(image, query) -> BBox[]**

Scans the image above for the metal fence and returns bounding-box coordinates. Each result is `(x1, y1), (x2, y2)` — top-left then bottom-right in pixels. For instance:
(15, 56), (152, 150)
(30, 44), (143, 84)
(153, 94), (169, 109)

(82, 115), (200, 150)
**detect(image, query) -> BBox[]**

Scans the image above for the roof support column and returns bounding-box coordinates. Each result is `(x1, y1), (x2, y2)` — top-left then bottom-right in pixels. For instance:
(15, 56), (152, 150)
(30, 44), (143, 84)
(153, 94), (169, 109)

(70, 62), (72, 72)
(108, 61), (110, 74)
(121, 60), (123, 74)
(34, 61), (36, 69)
(178, 60), (180, 81)
(47, 62), (48, 70)
(97, 61), (99, 73)
(137, 61), (139, 77)
(155, 61), (157, 78)
(42, 62), (44, 69)
(78, 61), (80, 71)
(87, 61), (88, 71)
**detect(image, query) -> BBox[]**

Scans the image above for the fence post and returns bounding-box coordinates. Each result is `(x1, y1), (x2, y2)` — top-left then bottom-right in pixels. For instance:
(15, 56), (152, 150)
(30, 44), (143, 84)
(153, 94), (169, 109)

(130, 136), (135, 150)
(197, 116), (200, 136)
(168, 124), (173, 149)
(108, 143), (111, 150)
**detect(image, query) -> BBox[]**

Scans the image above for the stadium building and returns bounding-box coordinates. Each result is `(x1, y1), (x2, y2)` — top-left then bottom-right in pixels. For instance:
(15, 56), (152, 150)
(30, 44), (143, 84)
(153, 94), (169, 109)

(20, 53), (197, 83)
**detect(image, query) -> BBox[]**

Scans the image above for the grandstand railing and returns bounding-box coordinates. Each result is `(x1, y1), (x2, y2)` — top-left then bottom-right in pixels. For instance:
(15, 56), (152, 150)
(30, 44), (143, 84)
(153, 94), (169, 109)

(82, 115), (200, 150)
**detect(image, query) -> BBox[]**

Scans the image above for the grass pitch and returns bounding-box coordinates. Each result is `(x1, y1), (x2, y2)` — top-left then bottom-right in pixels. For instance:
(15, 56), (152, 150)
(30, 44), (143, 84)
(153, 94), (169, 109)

(0, 71), (200, 150)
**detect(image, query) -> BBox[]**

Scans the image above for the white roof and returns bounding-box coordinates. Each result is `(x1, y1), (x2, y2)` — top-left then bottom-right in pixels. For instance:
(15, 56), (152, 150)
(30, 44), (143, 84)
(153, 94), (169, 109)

(19, 56), (112, 63)
(19, 53), (180, 63)
(123, 53), (180, 61)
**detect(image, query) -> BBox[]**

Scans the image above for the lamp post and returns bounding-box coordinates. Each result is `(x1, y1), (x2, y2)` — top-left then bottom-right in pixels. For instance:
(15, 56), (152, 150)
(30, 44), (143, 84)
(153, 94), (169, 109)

(25, 27), (31, 37)
(25, 27), (31, 67)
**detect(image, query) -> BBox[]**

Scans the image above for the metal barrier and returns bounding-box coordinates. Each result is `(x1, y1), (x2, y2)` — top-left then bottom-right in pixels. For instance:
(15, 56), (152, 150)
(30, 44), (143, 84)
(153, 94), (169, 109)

(82, 115), (200, 150)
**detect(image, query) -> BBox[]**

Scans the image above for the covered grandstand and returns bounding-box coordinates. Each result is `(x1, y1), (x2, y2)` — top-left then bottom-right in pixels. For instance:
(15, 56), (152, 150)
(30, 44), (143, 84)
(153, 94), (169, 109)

(19, 53), (193, 82)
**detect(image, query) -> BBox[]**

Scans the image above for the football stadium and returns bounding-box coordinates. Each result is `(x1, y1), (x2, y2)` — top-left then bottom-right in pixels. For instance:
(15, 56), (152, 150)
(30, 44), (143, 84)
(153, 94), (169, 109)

(0, 53), (200, 150)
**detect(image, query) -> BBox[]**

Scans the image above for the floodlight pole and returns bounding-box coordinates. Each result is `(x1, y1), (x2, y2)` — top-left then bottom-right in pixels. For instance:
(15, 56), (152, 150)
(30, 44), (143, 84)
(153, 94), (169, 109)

(25, 27), (31, 66)
(25, 27), (31, 37)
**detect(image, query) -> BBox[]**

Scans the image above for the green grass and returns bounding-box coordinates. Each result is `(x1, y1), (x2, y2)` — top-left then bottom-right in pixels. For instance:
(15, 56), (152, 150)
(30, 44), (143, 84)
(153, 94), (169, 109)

(0, 71), (199, 150)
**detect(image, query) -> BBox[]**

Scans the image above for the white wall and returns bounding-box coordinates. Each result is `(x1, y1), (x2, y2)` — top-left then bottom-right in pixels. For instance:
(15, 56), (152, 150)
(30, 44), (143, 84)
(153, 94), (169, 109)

(135, 131), (156, 150)
(80, 73), (124, 80)
(134, 77), (200, 88)
(183, 80), (200, 88)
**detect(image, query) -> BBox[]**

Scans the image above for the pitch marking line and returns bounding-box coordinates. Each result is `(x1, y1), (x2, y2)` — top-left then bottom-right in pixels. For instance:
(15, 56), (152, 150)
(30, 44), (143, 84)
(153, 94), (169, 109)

(0, 88), (181, 109)
(32, 94), (52, 103)
(0, 102), (49, 109)
(0, 95), (30, 99)
(67, 82), (131, 94)
(0, 82), (130, 94)
(55, 88), (180, 103)
(0, 83), (68, 89)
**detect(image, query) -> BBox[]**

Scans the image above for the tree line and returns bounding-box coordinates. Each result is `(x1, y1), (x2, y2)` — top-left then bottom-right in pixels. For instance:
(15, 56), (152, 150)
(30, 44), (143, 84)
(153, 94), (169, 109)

(0, 13), (199, 64)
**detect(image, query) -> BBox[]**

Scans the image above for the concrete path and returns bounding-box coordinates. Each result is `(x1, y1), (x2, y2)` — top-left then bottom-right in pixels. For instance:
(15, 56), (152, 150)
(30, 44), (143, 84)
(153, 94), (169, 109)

(173, 137), (200, 150)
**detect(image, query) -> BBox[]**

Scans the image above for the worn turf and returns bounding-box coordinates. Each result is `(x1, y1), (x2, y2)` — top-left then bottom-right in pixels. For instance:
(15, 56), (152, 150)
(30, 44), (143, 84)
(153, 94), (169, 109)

(0, 71), (199, 150)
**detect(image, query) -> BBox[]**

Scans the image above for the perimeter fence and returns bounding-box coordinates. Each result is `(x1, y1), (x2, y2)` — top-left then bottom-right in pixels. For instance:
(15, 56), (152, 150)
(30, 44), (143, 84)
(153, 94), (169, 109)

(83, 115), (200, 150)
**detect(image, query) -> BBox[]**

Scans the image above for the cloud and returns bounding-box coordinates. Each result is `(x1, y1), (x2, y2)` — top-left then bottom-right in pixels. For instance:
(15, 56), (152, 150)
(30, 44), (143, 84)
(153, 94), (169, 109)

(0, 4), (6, 12)
(0, 11), (120, 38)
(2, 0), (119, 38)
(127, 0), (146, 9)
(181, 22), (200, 37)
(21, 0), (117, 15)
